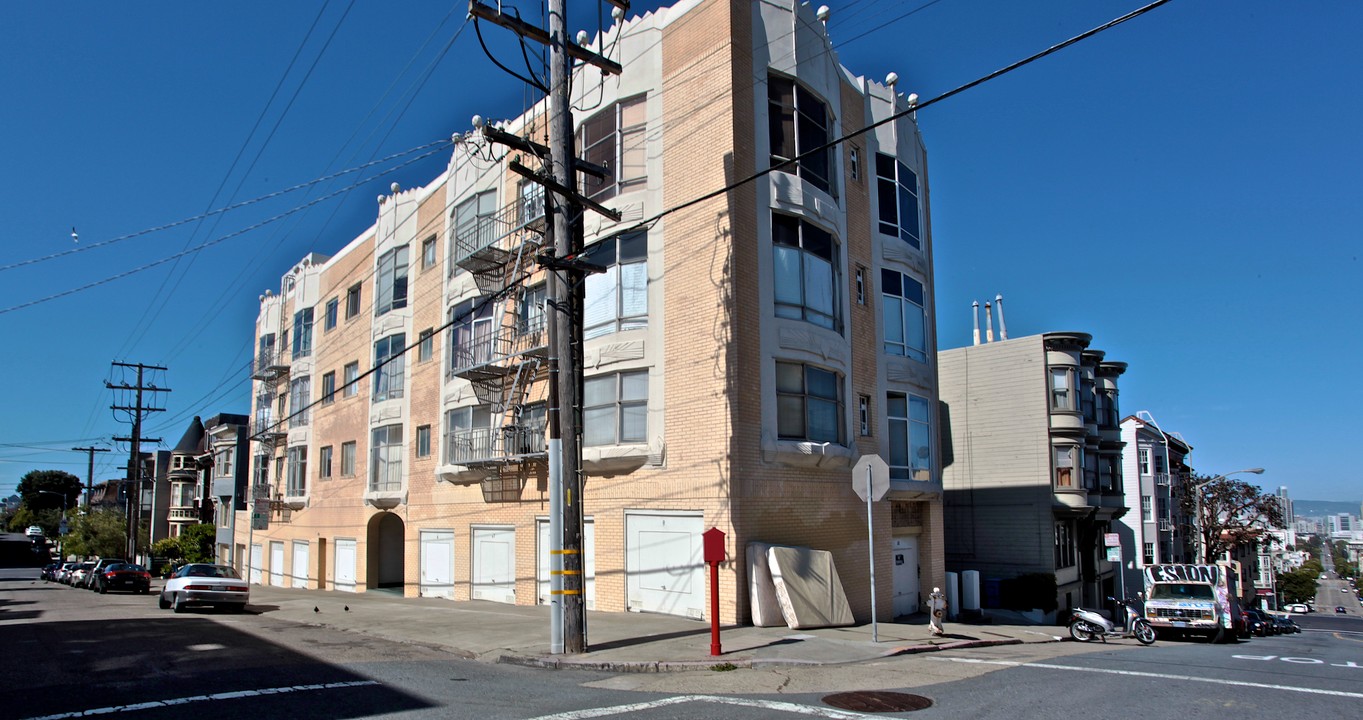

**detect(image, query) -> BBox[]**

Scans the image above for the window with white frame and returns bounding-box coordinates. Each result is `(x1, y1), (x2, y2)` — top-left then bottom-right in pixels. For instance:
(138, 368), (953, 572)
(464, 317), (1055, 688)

(776, 361), (843, 444)
(445, 405), (492, 463)
(881, 269), (927, 362)
(373, 334), (405, 402)
(449, 299), (494, 369)
(340, 441), (356, 476)
(582, 232), (647, 339)
(292, 307), (313, 358)
(888, 392), (932, 481)
(519, 284), (546, 335)
(453, 190), (497, 257)
(579, 95), (647, 201)
(1143, 542), (1155, 565)
(1055, 521), (1076, 569)
(376, 246), (409, 316)
(418, 328), (434, 363)
(370, 424), (403, 492)
(288, 376), (310, 428)
(1138, 447), (1150, 475)
(1050, 367), (1075, 412)
(583, 371), (648, 447)
(773, 214), (839, 331)
(1054, 444), (1080, 488)
(768, 75), (833, 195)
(875, 152), (920, 248)
(286, 446), (308, 496)
(421, 236), (437, 270)
(343, 361), (359, 397)
(1141, 494), (1153, 521)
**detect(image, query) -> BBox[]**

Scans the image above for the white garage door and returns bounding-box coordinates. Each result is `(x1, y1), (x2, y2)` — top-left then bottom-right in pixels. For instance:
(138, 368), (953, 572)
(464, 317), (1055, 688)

(420, 531), (455, 598)
(472, 526), (516, 604)
(335, 539), (357, 592)
(626, 512), (704, 619)
(249, 543), (263, 585)
(292, 541), (310, 589)
(269, 541), (285, 586)
(536, 518), (595, 610)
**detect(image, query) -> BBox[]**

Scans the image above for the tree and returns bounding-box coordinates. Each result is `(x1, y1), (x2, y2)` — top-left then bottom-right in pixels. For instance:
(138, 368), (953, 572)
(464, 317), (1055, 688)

(16, 469), (82, 512)
(1179, 475), (1284, 563)
(1278, 567), (1319, 604)
(177, 524), (217, 564)
(62, 510), (129, 559)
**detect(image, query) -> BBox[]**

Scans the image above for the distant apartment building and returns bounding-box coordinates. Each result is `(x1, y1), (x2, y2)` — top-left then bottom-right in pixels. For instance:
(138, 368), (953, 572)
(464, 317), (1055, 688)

(204, 413), (251, 565)
(236, 0), (945, 623)
(939, 330), (1128, 618)
(1117, 414), (1192, 593)
(166, 417), (207, 539)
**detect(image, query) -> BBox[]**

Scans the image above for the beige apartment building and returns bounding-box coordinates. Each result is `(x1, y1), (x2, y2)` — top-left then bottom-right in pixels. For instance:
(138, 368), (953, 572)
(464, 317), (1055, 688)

(230, 0), (944, 624)
(939, 331), (1128, 620)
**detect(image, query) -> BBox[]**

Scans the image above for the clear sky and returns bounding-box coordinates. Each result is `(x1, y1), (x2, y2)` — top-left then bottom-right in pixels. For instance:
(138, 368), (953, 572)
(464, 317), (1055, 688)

(1, 0), (1358, 504)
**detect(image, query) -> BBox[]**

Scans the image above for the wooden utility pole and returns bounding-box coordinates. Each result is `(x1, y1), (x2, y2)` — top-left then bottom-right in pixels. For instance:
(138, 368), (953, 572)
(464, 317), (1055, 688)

(469, 0), (623, 654)
(108, 362), (168, 561)
(71, 446), (109, 513)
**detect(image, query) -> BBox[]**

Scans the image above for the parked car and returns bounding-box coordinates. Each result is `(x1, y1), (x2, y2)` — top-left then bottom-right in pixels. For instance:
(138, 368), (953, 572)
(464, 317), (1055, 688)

(1337, 606), (1348, 614)
(1285, 603), (1310, 614)
(1271, 615), (1300, 634)
(1243, 608), (1275, 636)
(159, 563), (249, 613)
(87, 558), (126, 589)
(69, 562), (96, 588)
(40, 563), (59, 581)
(95, 563), (151, 594)
(55, 562), (78, 584)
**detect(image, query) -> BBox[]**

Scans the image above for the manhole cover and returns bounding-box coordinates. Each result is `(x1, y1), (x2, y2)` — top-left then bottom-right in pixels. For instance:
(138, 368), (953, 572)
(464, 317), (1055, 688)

(822, 691), (933, 712)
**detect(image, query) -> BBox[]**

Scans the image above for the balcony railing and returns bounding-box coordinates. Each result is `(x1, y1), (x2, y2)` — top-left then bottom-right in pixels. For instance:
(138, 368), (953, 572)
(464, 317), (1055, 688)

(1159, 519), (1173, 532)
(451, 196), (547, 270)
(168, 508), (199, 521)
(251, 349), (290, 380)
(445, 424), (547, 466)
(249, 417), (286, 442)
(447, 320), (548, 380)
(1154, 472), (1170, 486)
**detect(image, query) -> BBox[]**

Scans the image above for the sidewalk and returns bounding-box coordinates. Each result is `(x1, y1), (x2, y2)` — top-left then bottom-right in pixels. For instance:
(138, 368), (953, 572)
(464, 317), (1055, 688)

(235, 584), (1064, 672)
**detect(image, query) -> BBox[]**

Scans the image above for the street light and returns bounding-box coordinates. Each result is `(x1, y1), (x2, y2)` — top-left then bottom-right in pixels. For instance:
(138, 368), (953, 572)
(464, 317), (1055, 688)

(1193, 467), (1265, 562)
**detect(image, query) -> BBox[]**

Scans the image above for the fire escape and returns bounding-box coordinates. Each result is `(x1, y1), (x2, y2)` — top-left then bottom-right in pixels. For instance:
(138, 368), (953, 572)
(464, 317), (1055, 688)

(248, 334), (289, 519)
(445, 185), (550, 501)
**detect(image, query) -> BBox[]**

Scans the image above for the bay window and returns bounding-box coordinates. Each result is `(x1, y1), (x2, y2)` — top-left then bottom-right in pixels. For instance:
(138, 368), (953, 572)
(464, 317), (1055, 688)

(288, 376), (310, 428)
(875, 153), (920, 248)
(887, 392), (932, 481)
(583, 371), (648, 447)
(773, 215), (839, 330)
(582, 232), (647, 339)
(292, 308), (313, 358)
(769, 75), (833, 195)
(376, 246), (409, 316)
(1050, 367), (1075, 412)
(286, 446), (307, 496)
(370, 424), (403, 492)
(373, 334), (406, 401)
(579, 95), (647, 201)
(776, 361), (843, 444)
(881, 269), (927, 362)
(449, 299), (494, 369)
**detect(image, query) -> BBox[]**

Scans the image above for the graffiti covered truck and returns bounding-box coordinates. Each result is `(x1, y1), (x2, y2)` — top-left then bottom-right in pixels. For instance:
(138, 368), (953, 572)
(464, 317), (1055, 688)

(1142, 564), (1242, 642)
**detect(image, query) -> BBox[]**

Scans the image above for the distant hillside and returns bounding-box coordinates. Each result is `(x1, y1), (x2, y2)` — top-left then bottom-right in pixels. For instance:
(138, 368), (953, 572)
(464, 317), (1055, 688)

(1293, 500), (1361, 518)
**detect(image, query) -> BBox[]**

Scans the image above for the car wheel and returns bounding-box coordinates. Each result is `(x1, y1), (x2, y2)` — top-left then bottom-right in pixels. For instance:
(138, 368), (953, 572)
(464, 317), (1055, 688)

(98, 583), (107, 595)
(173, 593), (187, 614)
(158, 592), (171, 610)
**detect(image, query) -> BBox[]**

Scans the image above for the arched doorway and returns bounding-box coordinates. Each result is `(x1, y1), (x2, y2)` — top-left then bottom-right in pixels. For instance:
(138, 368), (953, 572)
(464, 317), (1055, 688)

(367, 512), (405, 590)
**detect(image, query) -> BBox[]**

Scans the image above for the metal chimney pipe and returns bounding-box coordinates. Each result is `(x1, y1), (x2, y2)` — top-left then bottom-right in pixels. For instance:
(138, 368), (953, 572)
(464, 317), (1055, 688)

(972, 301), (981, 346)
(984, 301), (995, 343)
(995, 294), (1008, 340)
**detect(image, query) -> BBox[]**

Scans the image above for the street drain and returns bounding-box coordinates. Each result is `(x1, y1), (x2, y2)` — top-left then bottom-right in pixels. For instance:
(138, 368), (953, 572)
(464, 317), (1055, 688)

(821, 691), (933, 713)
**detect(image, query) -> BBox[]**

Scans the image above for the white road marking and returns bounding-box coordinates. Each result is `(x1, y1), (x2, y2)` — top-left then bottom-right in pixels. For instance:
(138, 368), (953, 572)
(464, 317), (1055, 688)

(185, 643), (226, 651)
(521, 694), (881, 720)
(21, 680), (380, 720)
(930, 657), (1363, 699)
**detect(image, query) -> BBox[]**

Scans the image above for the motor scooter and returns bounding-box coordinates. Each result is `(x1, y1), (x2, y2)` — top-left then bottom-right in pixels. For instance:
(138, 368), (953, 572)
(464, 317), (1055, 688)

(1069, 596), (1156, 645)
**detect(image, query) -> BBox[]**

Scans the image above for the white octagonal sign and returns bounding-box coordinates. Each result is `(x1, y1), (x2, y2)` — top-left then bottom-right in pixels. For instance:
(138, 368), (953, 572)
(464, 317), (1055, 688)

(851, 453), (890, 502)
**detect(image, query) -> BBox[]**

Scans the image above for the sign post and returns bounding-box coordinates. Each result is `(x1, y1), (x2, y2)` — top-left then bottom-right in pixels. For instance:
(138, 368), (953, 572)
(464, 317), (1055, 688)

(702, 527), (727, 656)
(851, 454), (890, 642)
(1104, 532), (1124, 604)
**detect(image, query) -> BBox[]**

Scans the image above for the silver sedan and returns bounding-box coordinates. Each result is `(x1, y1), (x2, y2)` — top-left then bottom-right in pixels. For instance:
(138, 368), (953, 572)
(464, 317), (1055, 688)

(158, 563), (250, 613)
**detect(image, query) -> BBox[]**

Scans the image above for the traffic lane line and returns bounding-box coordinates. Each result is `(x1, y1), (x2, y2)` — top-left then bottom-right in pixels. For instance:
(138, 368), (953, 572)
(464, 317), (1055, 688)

(930, 657), (1363, 699)
(20, 680), (381, 720)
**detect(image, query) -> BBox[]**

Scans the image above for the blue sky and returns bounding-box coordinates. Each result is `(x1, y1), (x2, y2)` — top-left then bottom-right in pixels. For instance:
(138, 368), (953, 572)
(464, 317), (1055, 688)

(1, 0), (1358, 504)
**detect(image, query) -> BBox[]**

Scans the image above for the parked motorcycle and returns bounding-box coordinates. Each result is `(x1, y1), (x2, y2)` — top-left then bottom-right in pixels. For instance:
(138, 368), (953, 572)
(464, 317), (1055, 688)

(1069, 596), (1156, 645)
